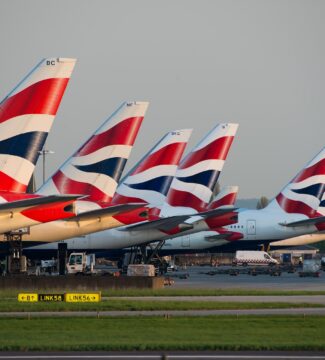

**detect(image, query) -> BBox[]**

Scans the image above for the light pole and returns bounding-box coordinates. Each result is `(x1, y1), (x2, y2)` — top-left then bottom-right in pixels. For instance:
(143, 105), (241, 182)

(38, 149), (55, 184)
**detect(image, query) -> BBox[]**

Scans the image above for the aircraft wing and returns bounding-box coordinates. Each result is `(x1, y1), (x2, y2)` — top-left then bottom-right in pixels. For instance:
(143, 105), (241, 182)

(0, 195), (80, 214)
(65, 203), (146, 222)
(279, 215), (325, 228)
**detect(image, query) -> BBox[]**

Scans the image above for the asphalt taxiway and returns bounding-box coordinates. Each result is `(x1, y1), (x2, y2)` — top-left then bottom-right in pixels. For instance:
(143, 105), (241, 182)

(169, 266), (325, 290)
(1, 307), (325, 317)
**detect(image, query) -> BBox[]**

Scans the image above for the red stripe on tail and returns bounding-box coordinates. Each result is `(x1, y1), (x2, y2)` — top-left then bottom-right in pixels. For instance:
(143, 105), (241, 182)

(52, 170), (113, 203)
(0, 171), (27, 193)
(0, 78), (69, 123)
(293, 158), (325, 184)
(167, 188), (207, 212)
(76, 117), (143, 157)
(208, 193), (237, 210)
(276, 193), (316, 218)
(131, 142), (187, 175)
(180, 136), (234, 169)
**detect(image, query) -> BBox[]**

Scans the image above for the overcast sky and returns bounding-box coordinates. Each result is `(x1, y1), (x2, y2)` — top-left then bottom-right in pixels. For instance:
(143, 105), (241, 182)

(1, 0), (324, 198)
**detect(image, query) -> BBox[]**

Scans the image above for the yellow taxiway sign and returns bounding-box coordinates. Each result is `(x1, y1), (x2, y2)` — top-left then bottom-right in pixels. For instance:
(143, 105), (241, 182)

(18, 292), (101, 302)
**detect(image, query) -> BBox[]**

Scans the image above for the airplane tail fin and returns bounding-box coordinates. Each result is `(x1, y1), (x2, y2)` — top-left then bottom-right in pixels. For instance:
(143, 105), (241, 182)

(318, 194), (325, 216)
(267, 147), (325, 218)
(315, 194), (325, 231)
(208, 185), (239, 210)
(38, 101), (148, 203)
(161, 123), (238, 216)
(112, 129), (192, 206)
(0, 58), (76, 193)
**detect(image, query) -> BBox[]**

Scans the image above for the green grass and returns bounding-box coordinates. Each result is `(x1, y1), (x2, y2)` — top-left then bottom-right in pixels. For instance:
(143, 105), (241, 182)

(1, 288), (325, 299)
(0, 299), (323, 312)
(102, 288), (325, 297)
(0, 315), (325, 351)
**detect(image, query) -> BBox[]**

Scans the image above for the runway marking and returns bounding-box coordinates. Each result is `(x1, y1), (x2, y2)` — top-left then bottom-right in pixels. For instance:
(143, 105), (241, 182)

(0, 355), (325, 359)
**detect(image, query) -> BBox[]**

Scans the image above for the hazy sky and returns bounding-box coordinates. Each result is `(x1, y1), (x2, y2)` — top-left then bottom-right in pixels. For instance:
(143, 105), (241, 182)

(1, 0), (324, 198)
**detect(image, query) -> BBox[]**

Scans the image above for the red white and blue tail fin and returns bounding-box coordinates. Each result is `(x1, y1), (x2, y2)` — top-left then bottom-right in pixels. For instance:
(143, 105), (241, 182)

(208, 185), (239, 210)
(0, 58), (76, 193)
(318, 194), (325, 216)
(112, 129), (192, 206)
(160, 123), (238, 216)
(267, 147), (325, 218)
(38, 101), (148, 203)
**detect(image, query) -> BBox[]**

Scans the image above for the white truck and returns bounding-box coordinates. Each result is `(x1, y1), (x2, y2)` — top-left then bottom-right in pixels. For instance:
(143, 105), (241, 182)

(66, 252), (96, 274)
(234, 251), (278, 266)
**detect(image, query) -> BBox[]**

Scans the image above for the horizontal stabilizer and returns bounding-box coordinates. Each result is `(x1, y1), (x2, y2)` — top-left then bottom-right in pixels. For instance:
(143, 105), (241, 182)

(197, 207), (237, 219)
(118, 215), (191, 232)
(66, 203), (146, 222)
(279, 215), (325, 227)
(119, 207), (237, 232)
(182, 208), (237, 226)
(0, 195), (80, 213)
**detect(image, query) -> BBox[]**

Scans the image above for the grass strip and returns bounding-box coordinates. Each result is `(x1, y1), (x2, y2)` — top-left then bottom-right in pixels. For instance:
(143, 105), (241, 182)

(1, 288), (325, 299)
(103, 288), (325, 297)
(0, 300), (323, 312)
(0, 315), (325, 351)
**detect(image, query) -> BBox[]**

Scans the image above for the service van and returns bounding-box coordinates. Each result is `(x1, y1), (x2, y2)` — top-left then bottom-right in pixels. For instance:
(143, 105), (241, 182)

(234, 251), (278, 266)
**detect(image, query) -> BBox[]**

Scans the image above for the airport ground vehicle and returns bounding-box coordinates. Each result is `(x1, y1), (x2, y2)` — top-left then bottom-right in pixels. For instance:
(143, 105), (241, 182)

(299, 259), (321, 277)
(66, 252), (95, 274)
(233, 251), (278, 266)
(321, 257), (325, 270)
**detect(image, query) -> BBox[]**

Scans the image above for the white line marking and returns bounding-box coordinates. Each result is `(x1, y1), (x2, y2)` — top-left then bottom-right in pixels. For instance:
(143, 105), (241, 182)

(0, 356), (325, 359)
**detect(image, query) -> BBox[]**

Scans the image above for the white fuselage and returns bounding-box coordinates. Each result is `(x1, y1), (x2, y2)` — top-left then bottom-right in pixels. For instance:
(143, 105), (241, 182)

(26, 203), (320, 254)
(25, 217), (212, 251)
(159, 206), (320, 252)
(1, 200), (123, 244)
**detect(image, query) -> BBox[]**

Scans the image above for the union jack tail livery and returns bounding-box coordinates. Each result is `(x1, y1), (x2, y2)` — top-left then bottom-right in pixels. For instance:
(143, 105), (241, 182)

(314, 194), (325, 231)
(161, 123), (238, 216)
(38, 102), (148, 203)
(318, 194), (325, 216)
(208, 185), (239, 210)
(0, 58), (76, 193)
(268, 147), (325, 218)
(112, 129), (192, 206)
